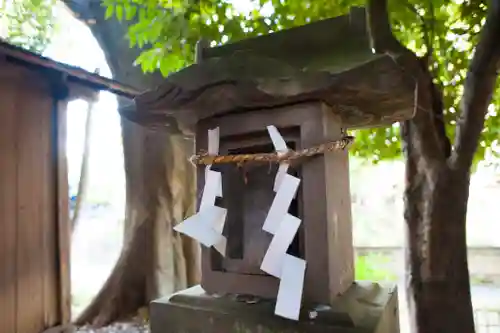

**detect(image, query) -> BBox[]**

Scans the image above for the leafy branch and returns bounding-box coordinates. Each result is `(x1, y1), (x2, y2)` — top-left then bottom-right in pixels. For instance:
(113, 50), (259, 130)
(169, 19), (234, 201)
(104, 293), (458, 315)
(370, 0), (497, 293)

(452, 0), (500, 169)
(367, 0), (451, 166)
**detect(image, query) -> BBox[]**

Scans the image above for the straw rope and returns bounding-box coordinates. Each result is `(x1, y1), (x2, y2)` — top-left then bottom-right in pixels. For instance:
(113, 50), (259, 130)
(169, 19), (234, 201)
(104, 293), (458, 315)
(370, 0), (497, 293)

(189, 135), (354, 166)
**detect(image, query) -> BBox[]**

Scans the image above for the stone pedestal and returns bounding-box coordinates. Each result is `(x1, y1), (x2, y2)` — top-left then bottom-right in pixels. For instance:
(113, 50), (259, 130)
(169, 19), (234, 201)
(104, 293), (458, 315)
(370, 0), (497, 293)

(150, 282), (399, 333)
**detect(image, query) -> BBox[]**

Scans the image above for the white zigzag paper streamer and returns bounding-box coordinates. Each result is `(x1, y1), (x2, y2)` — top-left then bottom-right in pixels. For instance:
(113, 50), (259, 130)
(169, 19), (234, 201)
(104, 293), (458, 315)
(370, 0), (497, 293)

(174, 127), (227, 256)
(260, 126), (307, 321)
(267, 125), (290, 191)
(174, 125), (306, 320)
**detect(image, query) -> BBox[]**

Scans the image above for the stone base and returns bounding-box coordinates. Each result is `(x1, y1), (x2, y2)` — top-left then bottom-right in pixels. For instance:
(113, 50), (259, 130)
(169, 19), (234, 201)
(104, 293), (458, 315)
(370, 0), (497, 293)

(150, 282), (399, 333)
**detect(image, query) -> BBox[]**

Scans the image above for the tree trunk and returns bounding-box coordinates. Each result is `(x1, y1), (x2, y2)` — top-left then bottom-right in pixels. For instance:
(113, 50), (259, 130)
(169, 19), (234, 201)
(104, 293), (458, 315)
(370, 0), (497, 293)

(397, 68), (475, 333)
(62, 0), (200, 326)
(402, 120), (474, 333)
(71, 97), (95, 231)
(368, 1), (500, 332)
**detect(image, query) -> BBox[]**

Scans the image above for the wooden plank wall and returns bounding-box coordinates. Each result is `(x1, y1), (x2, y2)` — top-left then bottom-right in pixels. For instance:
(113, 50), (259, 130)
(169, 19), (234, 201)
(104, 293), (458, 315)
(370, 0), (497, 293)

(0, 61), (67, 333)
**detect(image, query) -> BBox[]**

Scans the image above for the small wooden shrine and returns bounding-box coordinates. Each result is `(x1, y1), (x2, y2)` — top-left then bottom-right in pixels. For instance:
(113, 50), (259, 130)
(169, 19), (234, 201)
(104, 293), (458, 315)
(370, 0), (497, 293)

(127, 7), (414, 333)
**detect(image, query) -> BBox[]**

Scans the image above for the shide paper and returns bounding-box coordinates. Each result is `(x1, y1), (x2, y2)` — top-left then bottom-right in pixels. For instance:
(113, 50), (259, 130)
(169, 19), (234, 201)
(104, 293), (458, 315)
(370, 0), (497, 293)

(175, 125), (307, 321)
(267, 125), (290, 191)
(204, 127), (222, 196)
(174, 205), (226, 247)
(275, 254), (306, 320)
(260, 213), (302, 278)
(199, 170), (222, 210)
(174, 127), (227, 256)
(260, 126), (307, 321)
(262, 174), (300, 235)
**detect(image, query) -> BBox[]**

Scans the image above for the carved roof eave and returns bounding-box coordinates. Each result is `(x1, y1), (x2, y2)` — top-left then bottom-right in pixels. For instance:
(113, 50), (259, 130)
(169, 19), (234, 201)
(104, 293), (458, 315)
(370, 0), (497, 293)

(128, 53), (416, 131)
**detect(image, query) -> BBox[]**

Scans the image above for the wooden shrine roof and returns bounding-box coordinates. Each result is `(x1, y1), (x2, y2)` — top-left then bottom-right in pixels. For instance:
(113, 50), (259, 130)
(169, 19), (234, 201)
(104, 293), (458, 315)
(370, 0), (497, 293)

(128, 7), (416, 131)
(0, 39), (140, 98)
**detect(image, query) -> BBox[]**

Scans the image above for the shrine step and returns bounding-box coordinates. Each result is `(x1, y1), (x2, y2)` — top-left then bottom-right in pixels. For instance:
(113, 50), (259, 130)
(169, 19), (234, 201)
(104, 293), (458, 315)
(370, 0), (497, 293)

(150, 282), (399, 333)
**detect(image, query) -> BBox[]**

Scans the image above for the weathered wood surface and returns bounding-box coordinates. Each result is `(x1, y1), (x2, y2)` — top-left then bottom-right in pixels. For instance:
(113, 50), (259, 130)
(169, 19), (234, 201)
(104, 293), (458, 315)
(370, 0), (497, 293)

(0, 62), (61, 333)
(130, 53), (415, 131)
(0, 60), (76, 333)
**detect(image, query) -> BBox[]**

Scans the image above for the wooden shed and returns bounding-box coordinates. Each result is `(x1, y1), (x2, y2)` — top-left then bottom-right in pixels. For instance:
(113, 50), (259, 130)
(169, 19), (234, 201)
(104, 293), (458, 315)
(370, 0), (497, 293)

(0, 40), (138, 333)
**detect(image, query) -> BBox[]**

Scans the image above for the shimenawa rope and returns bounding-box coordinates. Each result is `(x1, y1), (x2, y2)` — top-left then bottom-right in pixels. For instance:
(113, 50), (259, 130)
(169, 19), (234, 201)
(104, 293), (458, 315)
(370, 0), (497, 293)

(189, 135), (354, 166)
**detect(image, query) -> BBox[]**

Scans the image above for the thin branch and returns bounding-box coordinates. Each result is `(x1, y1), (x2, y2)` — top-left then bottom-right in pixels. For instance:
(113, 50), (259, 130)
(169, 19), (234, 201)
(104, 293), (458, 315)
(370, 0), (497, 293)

(71, 96), (97, 230)
(452, 0), (500, 169)
(366, 0), (407, 55)
(366, 0), (449, 166)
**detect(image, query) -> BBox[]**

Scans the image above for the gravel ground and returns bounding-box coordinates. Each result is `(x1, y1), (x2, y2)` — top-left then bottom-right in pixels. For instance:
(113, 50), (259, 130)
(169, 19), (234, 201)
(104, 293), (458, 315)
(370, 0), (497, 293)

(75, 323), (149, 333)
(43, 323), (149, 333)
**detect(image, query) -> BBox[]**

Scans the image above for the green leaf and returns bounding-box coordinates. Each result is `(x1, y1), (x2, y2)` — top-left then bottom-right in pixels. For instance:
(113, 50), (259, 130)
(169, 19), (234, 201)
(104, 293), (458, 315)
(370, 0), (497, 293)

(125, 5), (137, 20)
(115, 5), (124, 21)
(105, 5), (114, 20)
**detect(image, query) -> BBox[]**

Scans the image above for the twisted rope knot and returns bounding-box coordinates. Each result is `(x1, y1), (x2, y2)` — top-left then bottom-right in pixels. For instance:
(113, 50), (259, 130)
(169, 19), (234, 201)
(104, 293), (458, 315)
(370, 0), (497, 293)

(189, 135), (354, 166)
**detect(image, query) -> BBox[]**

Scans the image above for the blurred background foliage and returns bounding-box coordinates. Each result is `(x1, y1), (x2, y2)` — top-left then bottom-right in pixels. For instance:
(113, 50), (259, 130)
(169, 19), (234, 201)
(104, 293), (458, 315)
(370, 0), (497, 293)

(0, 0), (58, 52)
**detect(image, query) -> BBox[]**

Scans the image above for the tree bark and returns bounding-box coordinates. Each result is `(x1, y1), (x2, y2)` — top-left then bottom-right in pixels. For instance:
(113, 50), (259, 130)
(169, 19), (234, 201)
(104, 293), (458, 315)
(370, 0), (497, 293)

(402, 120), (475, 333)
(62, 0), (200, 326)
(368, 0), (500, 332)
(71, 97), (95, 231)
